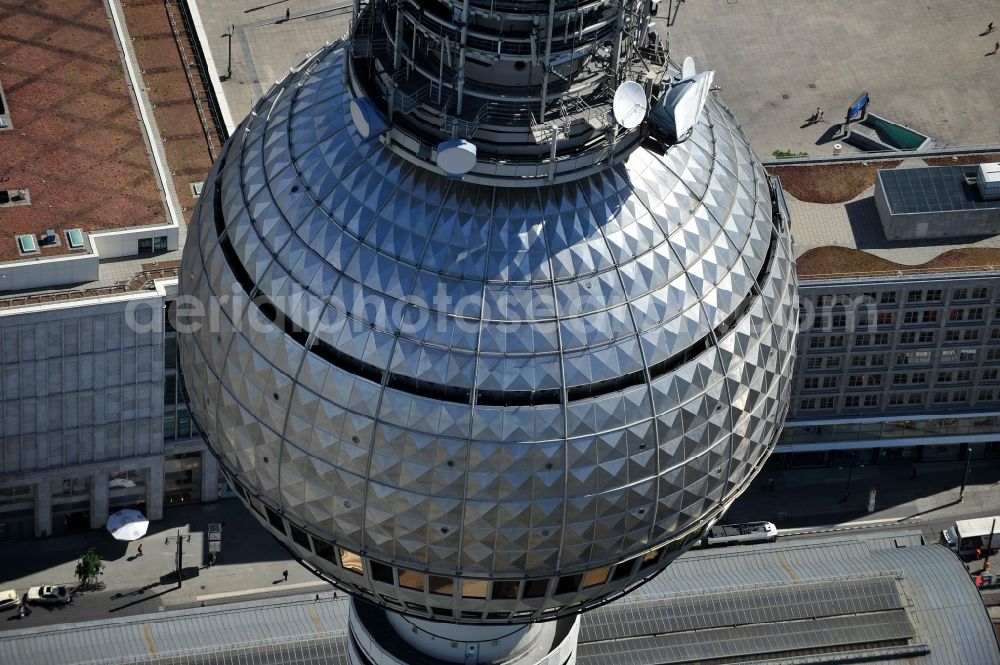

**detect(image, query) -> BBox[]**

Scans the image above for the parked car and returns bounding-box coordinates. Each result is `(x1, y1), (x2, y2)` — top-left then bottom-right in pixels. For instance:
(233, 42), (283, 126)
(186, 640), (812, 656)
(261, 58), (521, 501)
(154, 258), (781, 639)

(0, 590), (20, 611)
(26, 585), (73, 605)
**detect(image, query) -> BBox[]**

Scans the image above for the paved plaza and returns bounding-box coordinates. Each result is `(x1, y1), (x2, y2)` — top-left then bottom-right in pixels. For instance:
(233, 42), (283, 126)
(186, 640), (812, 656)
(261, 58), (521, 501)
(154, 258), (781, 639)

(667, 0), (1000, 156)
(193, 0), (1000, 156)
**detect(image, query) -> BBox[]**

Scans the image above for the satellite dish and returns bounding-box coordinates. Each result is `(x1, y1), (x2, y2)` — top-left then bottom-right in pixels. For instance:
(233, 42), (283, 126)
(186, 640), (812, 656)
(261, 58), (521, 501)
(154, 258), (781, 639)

(681, 56), (696, 80)
(436, 139), (477, 177)
(613, 81), (648, 130)
(350, 97), (388, 139)
(649, 70), (715, 142)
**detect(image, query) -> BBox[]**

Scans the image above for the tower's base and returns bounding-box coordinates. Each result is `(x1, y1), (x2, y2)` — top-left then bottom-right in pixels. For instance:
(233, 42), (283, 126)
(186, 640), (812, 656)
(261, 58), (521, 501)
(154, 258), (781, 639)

(348, 597), (579, 665)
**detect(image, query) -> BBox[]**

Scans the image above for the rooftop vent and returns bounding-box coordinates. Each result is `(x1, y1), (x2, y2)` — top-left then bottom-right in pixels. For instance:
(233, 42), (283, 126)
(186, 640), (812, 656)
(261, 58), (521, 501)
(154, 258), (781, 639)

(978, 163), (1000, 201)
(39, 229), (58, 247)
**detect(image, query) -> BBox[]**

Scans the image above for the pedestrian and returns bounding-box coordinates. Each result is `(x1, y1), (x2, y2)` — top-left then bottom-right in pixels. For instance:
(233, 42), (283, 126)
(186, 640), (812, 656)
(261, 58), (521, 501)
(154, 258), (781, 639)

(315, 594), (320, 602)
(282, 569), (288, 582)
(201, 600), (206, 607)
(993, 42), (1000, 55)
(137, 543), (143, 557)
(818, 108), (824, 121)
(988, 21), (995, 34)
(285, 8), (290, 21)
(767, 477), (775, 492)
(976, 547), (982, 560)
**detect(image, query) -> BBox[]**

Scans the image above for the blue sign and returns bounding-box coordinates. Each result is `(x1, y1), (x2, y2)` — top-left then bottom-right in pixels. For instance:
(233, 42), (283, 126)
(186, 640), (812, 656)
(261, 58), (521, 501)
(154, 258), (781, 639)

(847, 92), (869, 122)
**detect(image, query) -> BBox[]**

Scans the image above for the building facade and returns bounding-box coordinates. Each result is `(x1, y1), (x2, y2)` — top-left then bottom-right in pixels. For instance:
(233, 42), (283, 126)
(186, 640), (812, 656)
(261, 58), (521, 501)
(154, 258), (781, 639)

(780, 271), (1000, 467)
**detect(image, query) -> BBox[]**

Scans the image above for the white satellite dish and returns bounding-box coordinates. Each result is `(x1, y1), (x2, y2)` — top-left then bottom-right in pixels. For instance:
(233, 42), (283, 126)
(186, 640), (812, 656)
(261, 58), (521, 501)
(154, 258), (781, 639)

(350, 96), (388, 139)
(671, 70), (714, 138)
(681, 56), (696, 80)
(613, 80), (648, 130)
(649, 70), (715, 142)
(436, 139), (478, 177)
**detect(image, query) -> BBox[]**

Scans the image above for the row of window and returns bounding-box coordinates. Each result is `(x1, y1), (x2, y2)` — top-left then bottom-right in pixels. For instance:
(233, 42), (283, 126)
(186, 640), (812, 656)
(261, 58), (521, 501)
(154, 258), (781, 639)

(800, 388), (1000, 411)
(802, 348), (991, 371)
(806, 328), (1000, 351)
(226, 474), (697, 619)
(802, 367), (1000, 391)
(808, 286), (991, 309)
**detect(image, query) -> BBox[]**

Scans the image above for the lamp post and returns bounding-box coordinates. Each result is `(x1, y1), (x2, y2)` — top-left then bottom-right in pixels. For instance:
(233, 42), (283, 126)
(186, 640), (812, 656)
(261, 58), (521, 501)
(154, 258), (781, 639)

(164, 530), (191, 588)
(222, 22), (235, 81)
(959, 447), (972, 503)
(840, 452), (858, 503)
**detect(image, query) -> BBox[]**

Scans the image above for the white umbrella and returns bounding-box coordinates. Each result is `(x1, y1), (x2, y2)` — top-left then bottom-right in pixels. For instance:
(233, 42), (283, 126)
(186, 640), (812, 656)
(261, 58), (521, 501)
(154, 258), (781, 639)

(106, 509), (149, 541)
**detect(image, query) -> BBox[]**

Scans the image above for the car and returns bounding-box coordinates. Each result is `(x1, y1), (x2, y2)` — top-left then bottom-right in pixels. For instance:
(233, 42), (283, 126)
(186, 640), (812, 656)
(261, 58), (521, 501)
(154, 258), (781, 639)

(26, 585), (73, 605)
(0, 590), (20, 611)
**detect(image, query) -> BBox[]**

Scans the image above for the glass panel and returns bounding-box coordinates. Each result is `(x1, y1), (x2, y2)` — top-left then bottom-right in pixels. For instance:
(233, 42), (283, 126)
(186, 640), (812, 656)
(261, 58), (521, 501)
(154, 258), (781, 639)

(428, 576), (454, 596)
(462, 579), (488, 598)
(522, 579), (549, 598)
(398, 569), (423, 590)
(339, 549), (364, 575)
(491, 580), (519, 599)
(582, 566), (611, 588)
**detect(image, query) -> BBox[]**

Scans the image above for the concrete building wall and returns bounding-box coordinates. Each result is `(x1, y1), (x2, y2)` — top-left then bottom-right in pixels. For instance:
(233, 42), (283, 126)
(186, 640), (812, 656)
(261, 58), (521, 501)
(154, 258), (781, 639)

(782, 272), (1000, 459)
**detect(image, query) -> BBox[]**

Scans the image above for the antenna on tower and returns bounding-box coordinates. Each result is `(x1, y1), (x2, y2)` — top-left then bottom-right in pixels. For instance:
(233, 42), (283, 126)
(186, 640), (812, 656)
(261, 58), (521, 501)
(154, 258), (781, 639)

(613, 81), (648, 130)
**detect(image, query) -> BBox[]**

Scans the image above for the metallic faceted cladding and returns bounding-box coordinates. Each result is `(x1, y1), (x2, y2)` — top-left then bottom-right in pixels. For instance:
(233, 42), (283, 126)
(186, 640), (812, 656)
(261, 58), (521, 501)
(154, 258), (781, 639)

(179, 42), (798, 622)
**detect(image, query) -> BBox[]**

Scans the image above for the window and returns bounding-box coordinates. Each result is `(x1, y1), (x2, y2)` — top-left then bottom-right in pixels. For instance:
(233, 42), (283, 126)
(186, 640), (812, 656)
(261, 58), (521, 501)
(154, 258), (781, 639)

(907, 291), (923, 303)
(922, 311), (938, 323)
(900, 332), (916, 344)
(492, 581), (519, 599)
(803, 378), (819, 390)
(313, 538), (338, 565)
(640, 547), (664, 570)
(461, 579), (488, 598)
(289, 523), (311, 551)
(952, 390), (968, 403)
(825, 357), (841, 369)
(845, 396), (860, 408)
(138, 238), (153, 254)
(989, 348), (1000, 362)
(918, 331), (934, 344)
(830, 335), (845, 348)
(851, 355), (868, 367)
(949, 309), (964, 322)
(889, 394), (905, 406)
(822, 376), (838, 389)
(964, 329), (980, 341)
(370, 561), (394, 584)
(952, 288), (968, 301)
(937, 371), (954, 383)
(863, 395), (879, 407)
(807, 358), (823, 370)
(867, 375), (882, 386)
(834, 294), (853, 306)
(992, 328), (1000, 340)
(817, 295), (832, 307)
(848, 375), (864, 387)
(908, 393), (924, 405)
(800, 398), (816, 410)
(523, 579), (549, 598)
(831, 314), (846, 328)
(264, 506), (286, 534)
(957, 370), (972, 382)
(892, 373), (907, 385)
(968, 307), (985, 321)
(809, 337), (826, 349)
(398, 570), (424, 590)
(933, 391), (948, 404)
(819, 397), (836, 409)
(877, 312), (893, 326)
(871, 353), (886, 367)
(912, 372), (927, 384)
(926, 289), (942, 302)
(340, 549), (364, 575)
(611, 560), (636, 582)
(874, 333), (890, 345)
(984, 369), (999, 381)
(855, 333), (871, 346)
(429, 576), (454, 596)
(973, 287), (989, 299)
(153, 236), (168, 252)
(903, 312), (919, 325)
(881, 292), (898, 304)
(979, 389), (995, 402)
(582, 566), (611, 589)
(555, 574), (582, 595)
(946, 330), (960, 342)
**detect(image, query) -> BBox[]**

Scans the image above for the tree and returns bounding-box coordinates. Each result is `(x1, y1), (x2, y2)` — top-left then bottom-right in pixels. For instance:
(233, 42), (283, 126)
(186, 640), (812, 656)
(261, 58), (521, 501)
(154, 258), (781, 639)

(75, 548), (104, 590)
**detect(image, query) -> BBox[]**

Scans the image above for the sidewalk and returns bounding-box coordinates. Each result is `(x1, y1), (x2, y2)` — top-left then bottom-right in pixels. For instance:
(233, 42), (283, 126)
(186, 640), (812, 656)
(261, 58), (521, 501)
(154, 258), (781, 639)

(0, 499), (329, 629)
(725, 457), (1000, 532)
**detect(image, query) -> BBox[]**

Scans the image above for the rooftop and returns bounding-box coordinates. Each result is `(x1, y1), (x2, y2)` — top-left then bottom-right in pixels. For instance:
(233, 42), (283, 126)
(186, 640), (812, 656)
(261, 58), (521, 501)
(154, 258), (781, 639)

(770, 153), (1000, 280)
(2, 532), (996, 665)
(0, 0), (166, 264)
(878, 165), (1000, 216)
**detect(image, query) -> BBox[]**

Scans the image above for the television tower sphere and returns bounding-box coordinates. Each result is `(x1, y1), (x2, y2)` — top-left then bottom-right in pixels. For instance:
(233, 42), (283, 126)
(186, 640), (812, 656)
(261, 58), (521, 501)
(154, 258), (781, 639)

(180, 0), (797, 660)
